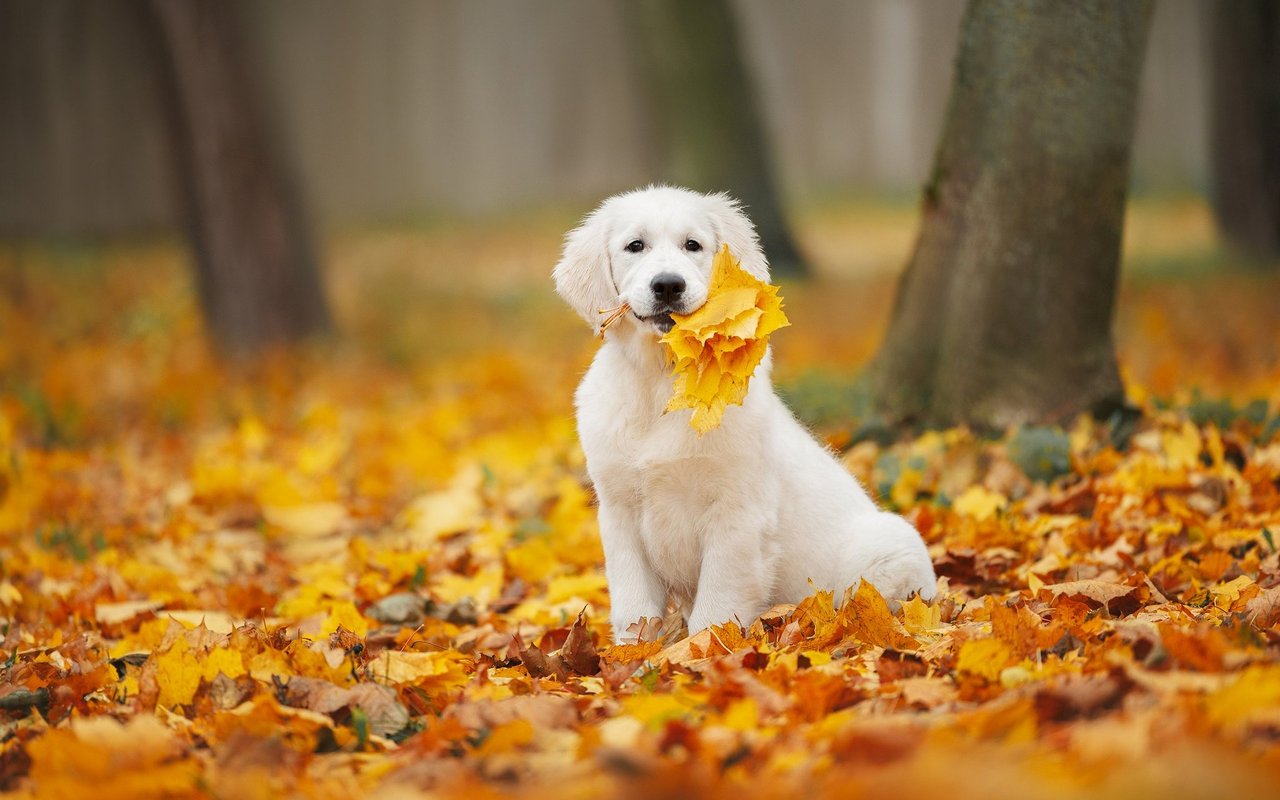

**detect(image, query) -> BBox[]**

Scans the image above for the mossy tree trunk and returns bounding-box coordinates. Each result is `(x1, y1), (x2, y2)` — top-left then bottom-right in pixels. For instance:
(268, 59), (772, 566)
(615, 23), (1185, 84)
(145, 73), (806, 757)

(867, 0), (1154, 430)
(145, 0), (332, 358)
(1210, 0), (1280, 263)
(633, 0), (805, 276)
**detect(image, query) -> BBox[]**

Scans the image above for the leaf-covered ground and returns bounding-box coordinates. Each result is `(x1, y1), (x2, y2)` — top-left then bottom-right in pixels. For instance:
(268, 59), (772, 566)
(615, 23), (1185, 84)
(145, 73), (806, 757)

(3, 200), (1280, 798)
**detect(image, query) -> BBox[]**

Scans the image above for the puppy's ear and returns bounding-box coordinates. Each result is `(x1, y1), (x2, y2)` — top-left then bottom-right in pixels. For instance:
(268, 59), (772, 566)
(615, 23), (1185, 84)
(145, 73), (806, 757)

(706, 192), (770, 282)
(553, 208), (619, 332)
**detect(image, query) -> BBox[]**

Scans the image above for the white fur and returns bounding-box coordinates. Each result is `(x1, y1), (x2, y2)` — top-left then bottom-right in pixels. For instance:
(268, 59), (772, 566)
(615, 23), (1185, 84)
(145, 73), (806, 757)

(554, 186), (936, 642)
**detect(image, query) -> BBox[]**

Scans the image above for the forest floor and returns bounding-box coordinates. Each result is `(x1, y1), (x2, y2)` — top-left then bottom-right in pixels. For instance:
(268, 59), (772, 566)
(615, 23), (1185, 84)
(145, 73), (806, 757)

(1, 197), (1279, 798)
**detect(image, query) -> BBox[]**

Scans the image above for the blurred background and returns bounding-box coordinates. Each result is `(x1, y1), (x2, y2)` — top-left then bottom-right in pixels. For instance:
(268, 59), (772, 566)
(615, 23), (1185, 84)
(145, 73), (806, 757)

(0, 0), (1205, 231)
(0, 0), (1276, 434)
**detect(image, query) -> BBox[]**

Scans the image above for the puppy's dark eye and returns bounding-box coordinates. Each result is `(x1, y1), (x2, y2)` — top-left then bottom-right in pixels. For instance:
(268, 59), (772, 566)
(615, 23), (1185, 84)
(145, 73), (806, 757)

(625, 240), (644, 253)
(685, 239), (702, 252)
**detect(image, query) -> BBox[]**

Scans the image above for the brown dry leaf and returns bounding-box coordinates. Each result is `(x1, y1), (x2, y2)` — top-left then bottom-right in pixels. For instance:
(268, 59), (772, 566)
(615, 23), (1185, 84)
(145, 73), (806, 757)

(1245, 585), (1280, 627)
(1041, 579), (1144, 616)
(518, 639), (567, 681)
(346, 682), (411, 737)
(656, 629), (717, 666)
(208, 672), (254, 710)
(560, 612), (601, 676)
(283, 676), (353, 714)
(283, 677), (409, 738)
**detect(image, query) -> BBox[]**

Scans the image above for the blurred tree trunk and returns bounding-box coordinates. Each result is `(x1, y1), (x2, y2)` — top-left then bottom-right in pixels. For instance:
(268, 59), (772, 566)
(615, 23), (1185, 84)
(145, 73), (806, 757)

(144, 0), (331, 357)
(633, 0), (805, 276)
(867, 0), (1153, 430)
(1209, 0), (1280, 262)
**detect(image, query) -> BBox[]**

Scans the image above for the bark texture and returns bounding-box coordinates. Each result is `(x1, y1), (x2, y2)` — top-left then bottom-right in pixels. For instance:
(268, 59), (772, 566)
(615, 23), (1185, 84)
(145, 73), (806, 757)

(1210, 0), (1280, 262)
(868, 0), (1154, 429)
(633, 0), (805, 276)
(145, 0), (331, 357)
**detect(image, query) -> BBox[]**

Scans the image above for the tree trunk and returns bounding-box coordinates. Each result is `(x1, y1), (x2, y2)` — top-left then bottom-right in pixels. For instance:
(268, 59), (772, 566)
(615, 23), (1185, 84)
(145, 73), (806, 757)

(1209, 0), (1280, 262)
(867, 0), (1153, 430)
(144, 0), (331, 357)
(632, 0), (806, 277)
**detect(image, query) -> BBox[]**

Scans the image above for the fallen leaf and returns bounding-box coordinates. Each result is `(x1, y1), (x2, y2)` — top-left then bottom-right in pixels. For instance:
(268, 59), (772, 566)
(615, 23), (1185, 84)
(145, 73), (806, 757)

(953, 485), (1008, 521)
(346, 682), (411, 737)
(560, 612), (601, 675)
(1246, 585), (1280, 627)
(956, 638), (1016, 683)
(842, 580), (918, 651)
(1042, 579), (1143, 616)
(154, 636), (203, 709)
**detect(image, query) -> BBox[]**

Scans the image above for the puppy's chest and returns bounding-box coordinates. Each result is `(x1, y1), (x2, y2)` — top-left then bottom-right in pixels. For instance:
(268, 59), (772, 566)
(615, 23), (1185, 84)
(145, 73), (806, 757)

(583, 410), (721, 585)
(622, 456), (721, 592)
(578, 376), (700, 465)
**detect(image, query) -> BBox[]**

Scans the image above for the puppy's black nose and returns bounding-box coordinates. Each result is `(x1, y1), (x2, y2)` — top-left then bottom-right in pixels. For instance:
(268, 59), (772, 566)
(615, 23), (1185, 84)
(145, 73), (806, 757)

(650, 273), (686, 305)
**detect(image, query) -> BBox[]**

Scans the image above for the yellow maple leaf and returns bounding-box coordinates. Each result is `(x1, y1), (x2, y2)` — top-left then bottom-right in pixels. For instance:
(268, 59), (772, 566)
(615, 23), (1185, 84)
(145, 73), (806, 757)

(956, 637), (1015, 682)
(899, 594), (944, 634)
(953, 485), (1008, 521)
(321, 599), (370, 637)
(369, 650), (471, 694)
(201, 646), (247, 682)
(154, 636), (202, 708)
(660, 244), (789, 434)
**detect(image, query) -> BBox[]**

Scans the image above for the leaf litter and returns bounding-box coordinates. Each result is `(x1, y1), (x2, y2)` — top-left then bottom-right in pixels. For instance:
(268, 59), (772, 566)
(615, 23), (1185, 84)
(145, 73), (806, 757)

(1, 241), (1280, 798)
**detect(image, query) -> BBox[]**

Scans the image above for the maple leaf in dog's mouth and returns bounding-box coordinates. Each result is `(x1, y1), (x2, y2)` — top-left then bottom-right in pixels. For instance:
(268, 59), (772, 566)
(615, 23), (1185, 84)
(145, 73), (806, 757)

(660, 244), (789, 434)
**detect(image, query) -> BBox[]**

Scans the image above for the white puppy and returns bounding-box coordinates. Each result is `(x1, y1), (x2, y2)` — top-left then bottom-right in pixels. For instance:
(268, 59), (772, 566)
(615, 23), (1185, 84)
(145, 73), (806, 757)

(553, 186), (936, 642)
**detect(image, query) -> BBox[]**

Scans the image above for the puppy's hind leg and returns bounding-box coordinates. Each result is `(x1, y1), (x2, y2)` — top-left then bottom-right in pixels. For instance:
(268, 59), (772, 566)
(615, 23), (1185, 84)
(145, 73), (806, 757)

(843, 512), (937, 605)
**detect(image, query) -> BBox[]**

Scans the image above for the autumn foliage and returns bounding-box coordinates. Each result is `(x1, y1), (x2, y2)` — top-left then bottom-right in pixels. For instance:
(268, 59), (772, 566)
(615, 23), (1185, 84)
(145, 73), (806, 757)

(2, 220), (1280, 798)
(661, 244), (789, 434)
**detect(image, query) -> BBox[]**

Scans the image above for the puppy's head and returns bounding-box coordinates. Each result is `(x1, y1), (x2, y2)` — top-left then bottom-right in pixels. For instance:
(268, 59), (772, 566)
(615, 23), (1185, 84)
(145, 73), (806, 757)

(553, 186), (769, 336)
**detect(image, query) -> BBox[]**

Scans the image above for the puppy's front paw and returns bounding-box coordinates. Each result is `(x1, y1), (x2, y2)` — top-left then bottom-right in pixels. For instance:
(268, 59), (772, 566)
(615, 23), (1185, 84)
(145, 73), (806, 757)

(613, 615), (666, 645)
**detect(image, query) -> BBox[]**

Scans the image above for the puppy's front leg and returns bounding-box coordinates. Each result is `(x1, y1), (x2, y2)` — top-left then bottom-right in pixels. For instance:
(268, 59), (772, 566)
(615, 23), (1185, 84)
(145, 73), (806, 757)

(686, 514), (769, 634)
(598, 500), (665, 643)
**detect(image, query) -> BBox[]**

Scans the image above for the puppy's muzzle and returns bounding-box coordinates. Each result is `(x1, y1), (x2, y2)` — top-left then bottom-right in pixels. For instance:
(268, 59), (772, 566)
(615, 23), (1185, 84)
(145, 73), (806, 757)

(633, 273), (687, 332)
(650, 273), (686, 306)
